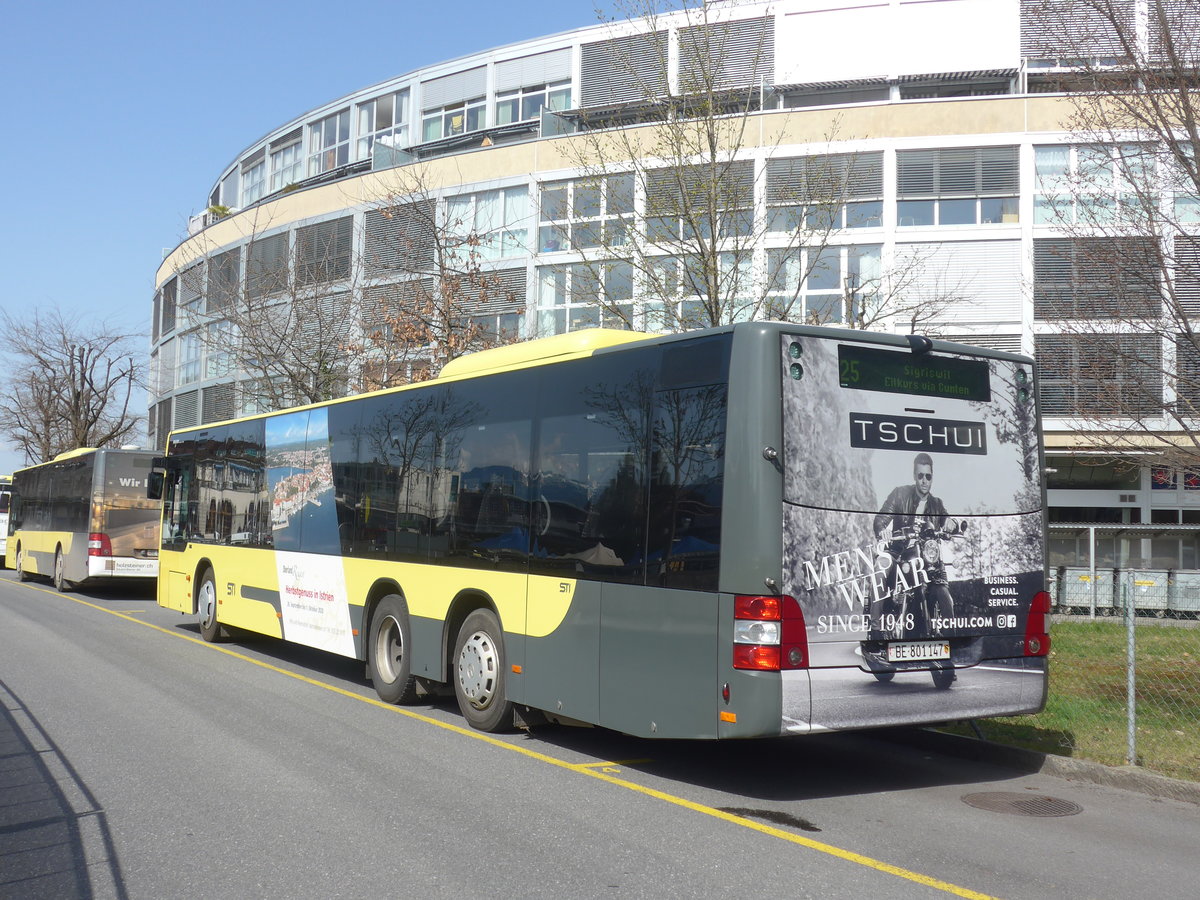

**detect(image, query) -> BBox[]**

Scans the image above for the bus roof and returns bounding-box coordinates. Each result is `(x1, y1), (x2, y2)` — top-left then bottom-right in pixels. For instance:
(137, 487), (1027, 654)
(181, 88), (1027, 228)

(13, 447), (152, 475)
(437, 329), (654, 380)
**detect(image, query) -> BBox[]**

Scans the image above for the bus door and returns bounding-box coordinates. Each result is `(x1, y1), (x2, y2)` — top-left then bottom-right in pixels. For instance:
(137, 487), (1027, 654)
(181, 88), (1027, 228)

(158, 453), (199, 613)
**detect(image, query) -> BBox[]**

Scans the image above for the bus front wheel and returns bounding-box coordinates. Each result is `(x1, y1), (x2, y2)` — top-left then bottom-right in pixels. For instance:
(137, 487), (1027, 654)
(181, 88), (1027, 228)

(368, 594), (419, 705)
(15, 545), (29, 582)
(197, 569), (223, 642)
(453, 608), (514, 733)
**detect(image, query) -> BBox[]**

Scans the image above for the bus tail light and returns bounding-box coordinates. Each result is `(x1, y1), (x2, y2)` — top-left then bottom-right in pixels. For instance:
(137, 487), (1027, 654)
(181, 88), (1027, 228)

(88, 533), (113, 557)
(1024, 590), (1051, 657)
(733, 595), (807, 671)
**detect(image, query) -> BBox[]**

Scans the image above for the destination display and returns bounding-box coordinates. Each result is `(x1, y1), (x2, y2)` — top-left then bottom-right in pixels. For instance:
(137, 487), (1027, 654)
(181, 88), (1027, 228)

(838, 344), (991, 402)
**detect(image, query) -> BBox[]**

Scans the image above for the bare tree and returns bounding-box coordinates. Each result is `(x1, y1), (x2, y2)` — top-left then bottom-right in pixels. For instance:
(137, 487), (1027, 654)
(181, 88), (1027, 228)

(357, 172), (525, 385)
(1023, 0), (1200, 469)
(0, 309), (143, 464)
(169, 165), (523, 421)
(541, 0), (959, 332)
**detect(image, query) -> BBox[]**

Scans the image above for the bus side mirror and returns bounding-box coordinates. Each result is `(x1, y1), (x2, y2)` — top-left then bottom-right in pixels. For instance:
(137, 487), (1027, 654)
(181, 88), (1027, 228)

(148, 470), (165, 501)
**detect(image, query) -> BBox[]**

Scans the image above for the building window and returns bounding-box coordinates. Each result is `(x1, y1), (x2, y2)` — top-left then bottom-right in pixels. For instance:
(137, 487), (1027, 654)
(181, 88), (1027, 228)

(161, 278), (177, 336)
(247, 232), (290, 300)
(205, 321), (234, 379)
(357, 89), (410, 158)
(178, 331), (201, 386)
(1033, 238), (1161, 319)
(495, 80), (571, 125)
(296, 217), (353, 285)
(766, 152), (884, 232)
(464, 311), (524, 342)
(646, 163), (754, 243)
(1035, 333), (1162, 417)
(537, 261), (633, 334)
(308, 109), (351, 176)
(269, 139), (303, 193)
(766, 245), (882, 324)
(1034, 144), (1156, 225)
(241, 157), (266, 206)
(538, 174), (634, 253)
(421, 97), (485, 142)
(445, 187), (530, 262)
(641, 253), (755, 330)
(896, 146), (1019, 226)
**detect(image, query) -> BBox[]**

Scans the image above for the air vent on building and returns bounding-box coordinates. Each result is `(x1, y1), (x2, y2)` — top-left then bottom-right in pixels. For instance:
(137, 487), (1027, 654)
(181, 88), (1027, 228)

(1120, 494), (1136, 503)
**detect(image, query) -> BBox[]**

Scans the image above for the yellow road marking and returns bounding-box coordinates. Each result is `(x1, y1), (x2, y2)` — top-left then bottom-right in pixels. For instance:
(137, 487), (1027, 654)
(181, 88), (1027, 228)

(23, 582), (997, 900)
(570, 759), (652, 770)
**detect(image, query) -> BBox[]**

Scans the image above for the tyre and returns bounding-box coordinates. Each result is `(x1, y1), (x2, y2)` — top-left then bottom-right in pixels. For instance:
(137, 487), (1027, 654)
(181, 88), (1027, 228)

(453, 608), (513, 732)
(53, 549), (71, 593)
(872, 671), (895, 683)
(368, 594), (419, 705)
(931, 665), (956, 690)
(15, 545), (29, 582)
(197, 569), (224, 642)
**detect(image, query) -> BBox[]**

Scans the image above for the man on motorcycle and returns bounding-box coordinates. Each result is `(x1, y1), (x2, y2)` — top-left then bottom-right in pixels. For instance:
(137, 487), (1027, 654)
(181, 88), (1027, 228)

(872, 453), (959, 629)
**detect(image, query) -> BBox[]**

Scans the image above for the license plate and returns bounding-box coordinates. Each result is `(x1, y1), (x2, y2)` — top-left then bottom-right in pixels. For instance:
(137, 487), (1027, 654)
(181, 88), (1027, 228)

(887, 640), (950, 662)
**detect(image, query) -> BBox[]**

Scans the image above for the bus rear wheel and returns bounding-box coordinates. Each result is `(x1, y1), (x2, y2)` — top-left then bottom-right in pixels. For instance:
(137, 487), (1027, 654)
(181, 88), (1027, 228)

(197, 569), (224, 642)
(53, 549), (72, 592)
(368, 594), (419, 704)
(453, 608), (514, 733)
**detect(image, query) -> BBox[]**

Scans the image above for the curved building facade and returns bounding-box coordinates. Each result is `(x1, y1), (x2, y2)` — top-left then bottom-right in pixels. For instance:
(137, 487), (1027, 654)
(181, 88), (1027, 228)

(152, 0), (1200, 569)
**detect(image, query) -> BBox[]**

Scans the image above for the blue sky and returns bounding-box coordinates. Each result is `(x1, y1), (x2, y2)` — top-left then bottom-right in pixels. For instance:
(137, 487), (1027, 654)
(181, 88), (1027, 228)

(0, 0), (605, 474)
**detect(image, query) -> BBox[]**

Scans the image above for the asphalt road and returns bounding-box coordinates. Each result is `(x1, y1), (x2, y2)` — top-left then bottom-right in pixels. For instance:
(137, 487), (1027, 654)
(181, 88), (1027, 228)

(2, 571), (1197, 900)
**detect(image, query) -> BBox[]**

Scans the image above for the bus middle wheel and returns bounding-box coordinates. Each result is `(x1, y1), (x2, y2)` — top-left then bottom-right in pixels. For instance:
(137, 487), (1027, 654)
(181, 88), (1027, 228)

(453, 608), (514, 733)
(368, 593), (419, 705)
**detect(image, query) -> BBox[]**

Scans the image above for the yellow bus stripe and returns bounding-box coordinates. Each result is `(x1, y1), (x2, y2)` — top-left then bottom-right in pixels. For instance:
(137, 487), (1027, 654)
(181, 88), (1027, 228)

(27, 582), (995, 900)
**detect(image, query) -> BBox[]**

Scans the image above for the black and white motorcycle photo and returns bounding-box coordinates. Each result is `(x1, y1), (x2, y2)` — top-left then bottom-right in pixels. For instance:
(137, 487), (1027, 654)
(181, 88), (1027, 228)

(863, 520), (967, 690)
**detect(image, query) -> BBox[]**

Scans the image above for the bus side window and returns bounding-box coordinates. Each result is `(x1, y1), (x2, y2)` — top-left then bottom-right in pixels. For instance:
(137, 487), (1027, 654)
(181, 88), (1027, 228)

(647, 383), (727, 591)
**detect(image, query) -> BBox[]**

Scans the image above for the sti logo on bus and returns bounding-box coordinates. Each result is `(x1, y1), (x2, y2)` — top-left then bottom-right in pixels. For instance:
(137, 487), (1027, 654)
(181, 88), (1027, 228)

(849, 412), (987, 455)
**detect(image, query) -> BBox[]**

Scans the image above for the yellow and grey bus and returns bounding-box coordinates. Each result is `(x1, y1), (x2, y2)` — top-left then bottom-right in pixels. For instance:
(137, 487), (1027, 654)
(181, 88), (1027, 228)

(152, 323), (1049, 738)
(7, 448), (161, 590)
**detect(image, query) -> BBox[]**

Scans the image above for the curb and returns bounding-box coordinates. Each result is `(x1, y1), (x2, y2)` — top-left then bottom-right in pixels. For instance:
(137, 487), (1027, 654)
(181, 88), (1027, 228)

(884, 727), (1200, 806)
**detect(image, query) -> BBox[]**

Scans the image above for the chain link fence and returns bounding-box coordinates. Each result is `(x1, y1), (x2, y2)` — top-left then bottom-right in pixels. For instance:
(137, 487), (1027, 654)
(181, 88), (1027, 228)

(1030, 567), (1200, 781)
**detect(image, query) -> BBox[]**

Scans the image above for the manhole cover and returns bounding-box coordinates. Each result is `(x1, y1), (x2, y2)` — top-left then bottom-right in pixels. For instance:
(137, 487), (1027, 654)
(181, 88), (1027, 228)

(961, 791), (1082, 817)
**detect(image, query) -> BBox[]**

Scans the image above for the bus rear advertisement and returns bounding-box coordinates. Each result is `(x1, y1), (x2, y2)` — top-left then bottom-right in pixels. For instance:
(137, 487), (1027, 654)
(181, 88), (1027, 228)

(151, 323), (1048, 739)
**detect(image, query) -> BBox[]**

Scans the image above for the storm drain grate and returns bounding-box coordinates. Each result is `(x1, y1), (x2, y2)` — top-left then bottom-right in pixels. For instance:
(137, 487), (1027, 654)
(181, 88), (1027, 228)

(961, 791), (1082, 817)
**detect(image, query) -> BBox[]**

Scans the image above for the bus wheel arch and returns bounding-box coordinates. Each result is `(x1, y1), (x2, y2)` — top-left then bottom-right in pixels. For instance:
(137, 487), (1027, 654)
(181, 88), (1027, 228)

(442, 589), (500, 680)
(365, 582), (419, 705)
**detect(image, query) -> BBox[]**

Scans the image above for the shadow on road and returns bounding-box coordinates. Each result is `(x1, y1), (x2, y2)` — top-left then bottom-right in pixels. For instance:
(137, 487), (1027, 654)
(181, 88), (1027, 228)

(0, 679), (127, 899)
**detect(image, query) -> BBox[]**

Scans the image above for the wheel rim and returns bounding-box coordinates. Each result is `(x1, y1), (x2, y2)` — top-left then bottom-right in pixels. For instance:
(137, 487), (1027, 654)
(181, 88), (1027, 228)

(457, 630), (498, 711)
(199, 580), (216, 629)
(54, 553), (63, 586)
(374, 615), (404, 683)
(15, 548), (22, 574)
